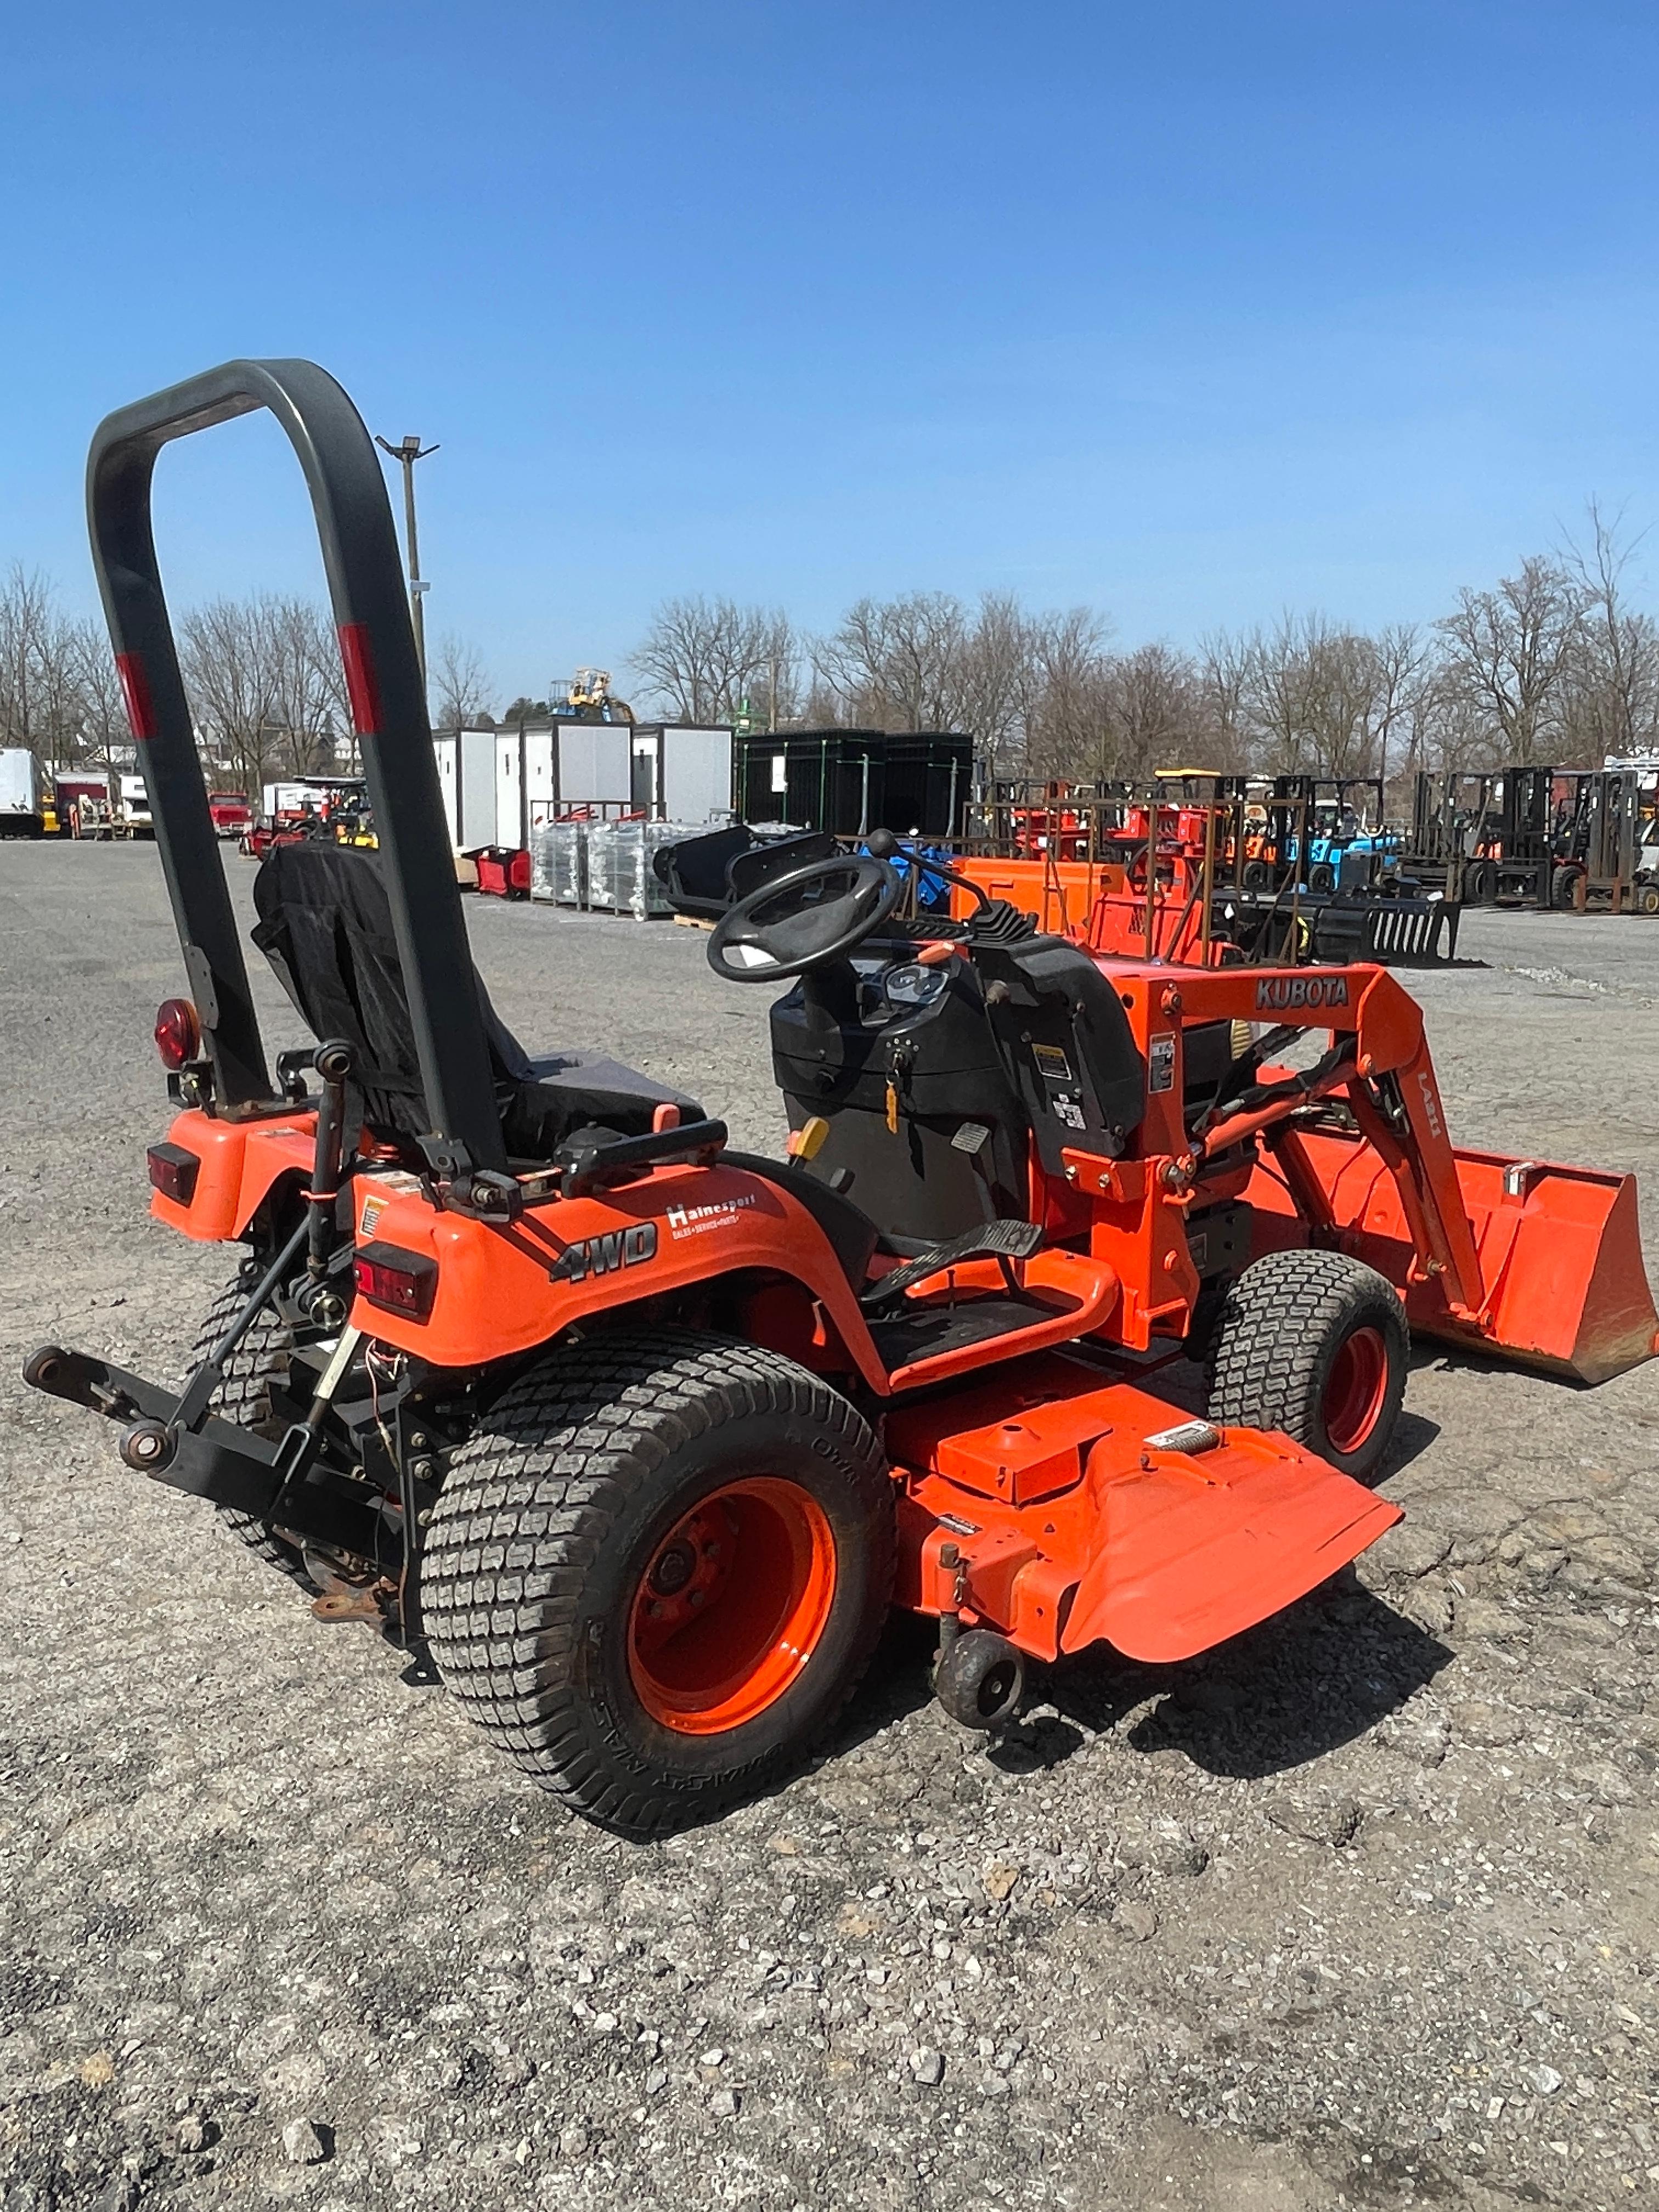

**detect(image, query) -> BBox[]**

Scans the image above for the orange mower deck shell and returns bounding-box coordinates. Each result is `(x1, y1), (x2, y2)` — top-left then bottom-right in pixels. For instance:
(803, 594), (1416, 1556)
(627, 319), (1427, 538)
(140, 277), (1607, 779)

(887, 1354), (1402, 1664)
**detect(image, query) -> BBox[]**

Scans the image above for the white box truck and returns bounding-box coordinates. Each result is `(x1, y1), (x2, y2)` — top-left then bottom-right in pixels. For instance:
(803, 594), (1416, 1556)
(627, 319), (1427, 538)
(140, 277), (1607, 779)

(0, 749), (47, 836)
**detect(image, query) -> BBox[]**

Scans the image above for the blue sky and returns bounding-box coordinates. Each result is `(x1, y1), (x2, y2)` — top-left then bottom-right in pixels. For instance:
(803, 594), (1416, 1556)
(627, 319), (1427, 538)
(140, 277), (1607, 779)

(3, 1), (1657, 702)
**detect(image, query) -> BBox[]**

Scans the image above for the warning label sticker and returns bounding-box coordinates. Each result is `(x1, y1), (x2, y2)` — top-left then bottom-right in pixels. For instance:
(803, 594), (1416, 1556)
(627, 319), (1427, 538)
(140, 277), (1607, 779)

(1149, 1035), (1176, 1093)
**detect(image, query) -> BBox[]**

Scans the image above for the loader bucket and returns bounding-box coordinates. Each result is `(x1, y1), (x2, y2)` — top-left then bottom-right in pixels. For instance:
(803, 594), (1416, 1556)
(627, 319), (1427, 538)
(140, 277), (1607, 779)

(1061, 1427), (1402, 1665)
(1247, 1135), (1659, 1385)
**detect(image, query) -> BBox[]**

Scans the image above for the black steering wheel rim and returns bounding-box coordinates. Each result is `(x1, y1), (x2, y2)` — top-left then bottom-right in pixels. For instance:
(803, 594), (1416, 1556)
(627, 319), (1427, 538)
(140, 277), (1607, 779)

(707, 853), (904, 981)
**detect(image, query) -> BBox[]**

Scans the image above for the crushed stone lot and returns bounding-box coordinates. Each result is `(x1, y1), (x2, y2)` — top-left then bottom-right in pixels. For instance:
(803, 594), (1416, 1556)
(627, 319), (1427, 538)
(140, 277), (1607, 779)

(2, 842), (1658, 2212)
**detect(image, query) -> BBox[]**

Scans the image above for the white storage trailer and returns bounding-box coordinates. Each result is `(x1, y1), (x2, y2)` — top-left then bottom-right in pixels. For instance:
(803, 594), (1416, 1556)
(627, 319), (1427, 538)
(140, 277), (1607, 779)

(433, 729), (499, 851)
(630, 725), (733, 823)
(493, 725), (634, 849)
(431, 723), (733, 853)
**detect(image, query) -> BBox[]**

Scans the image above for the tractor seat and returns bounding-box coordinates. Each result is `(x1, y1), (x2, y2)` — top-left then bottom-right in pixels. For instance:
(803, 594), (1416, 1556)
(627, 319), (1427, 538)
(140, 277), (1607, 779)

(251, 843), (699, 1163)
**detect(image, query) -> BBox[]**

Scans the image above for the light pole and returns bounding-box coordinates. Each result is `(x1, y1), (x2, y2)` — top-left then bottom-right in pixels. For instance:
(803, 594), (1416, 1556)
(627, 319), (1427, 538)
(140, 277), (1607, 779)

(375, 433), (439, 687)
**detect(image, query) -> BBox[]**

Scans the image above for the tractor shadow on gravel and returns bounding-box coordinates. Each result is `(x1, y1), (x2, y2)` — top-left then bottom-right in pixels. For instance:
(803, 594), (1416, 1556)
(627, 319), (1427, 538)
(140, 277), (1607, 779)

(1018, 1573), (1454, 1784)
(820, 1567), (1454, 1793)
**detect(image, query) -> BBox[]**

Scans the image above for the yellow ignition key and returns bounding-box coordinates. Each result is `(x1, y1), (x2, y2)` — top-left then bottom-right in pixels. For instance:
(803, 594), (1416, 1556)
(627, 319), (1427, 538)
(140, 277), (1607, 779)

(885, 1078), (900, 1134)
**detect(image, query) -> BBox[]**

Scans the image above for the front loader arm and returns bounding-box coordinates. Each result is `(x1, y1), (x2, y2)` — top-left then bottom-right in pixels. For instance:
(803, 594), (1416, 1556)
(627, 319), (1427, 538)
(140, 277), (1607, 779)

(1345, 973), (1485, 1321)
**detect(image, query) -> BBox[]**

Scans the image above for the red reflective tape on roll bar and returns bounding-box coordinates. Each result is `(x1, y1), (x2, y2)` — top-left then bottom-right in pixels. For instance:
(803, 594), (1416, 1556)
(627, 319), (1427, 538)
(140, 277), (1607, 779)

(338, 622), (382, 736)
(115, 653), (156, 742)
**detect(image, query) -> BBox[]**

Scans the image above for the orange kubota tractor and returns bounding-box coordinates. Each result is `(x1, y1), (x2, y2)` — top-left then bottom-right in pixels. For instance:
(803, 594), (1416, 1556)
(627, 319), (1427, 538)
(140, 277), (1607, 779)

(26, 360), (1659, 1840)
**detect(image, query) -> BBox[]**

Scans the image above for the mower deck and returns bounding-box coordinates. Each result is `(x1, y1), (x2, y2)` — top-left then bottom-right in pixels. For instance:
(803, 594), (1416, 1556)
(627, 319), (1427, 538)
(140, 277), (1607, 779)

(889, 1353), (1401, 1666)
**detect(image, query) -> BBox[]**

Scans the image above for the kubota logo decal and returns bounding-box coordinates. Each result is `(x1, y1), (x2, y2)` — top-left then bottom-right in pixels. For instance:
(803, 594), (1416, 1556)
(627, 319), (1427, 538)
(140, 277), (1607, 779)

(549, 1221), (659, 1284)
(1417, 1070), (1444, 1141)
(1255, 973), (1350, 1012)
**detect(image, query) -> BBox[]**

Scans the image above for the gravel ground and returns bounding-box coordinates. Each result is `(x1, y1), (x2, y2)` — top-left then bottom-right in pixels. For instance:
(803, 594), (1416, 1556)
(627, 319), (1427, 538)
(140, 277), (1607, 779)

(2, 844), (1657, 2212)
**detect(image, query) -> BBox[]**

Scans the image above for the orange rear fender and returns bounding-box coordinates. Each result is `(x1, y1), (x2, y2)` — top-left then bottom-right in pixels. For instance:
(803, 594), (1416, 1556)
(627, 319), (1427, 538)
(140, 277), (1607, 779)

(347, 1160), (890, 1387)
(148, 1107), (316, 1243)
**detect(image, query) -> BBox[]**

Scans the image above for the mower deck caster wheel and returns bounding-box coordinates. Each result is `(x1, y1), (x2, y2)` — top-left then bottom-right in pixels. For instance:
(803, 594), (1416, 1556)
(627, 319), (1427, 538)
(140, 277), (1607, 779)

(934, 1628), (1025, 1730)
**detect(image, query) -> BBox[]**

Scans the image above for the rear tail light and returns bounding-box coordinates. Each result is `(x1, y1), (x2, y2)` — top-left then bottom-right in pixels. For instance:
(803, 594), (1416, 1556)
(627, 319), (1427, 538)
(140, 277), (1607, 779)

(146, 1142), (200, 1204)
(353, 1241), (438, 1319)
(154, 997), (201, 1070)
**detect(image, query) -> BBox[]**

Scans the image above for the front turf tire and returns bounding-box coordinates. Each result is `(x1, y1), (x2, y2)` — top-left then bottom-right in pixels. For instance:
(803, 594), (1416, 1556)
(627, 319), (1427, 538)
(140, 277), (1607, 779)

(1208, 1248), (1408, 1481)
(420, 1329), (895, 1838)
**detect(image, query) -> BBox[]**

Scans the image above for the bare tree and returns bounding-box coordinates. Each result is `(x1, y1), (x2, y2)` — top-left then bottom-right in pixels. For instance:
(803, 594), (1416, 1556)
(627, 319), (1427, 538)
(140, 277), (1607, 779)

(1226, 614), (1426, 781)
(1197, 631), (1252, 771)
(1557, 501), (1659, 762)
(267, 598), (350, 776)
(67, 618), (129, 767)
(179, 597), (279, 797)
(1023, 608), (1113, 778)
(0, 565), (54, 753)
(634, 597), (798, 726)
(950, 594), (1040, 763)
(814, 592), (968, 732)
(177, 595), (351, 789)
(431, 634), (494, 731)
(1434, 556), (1584, 766)
(0, 567), (123, 768)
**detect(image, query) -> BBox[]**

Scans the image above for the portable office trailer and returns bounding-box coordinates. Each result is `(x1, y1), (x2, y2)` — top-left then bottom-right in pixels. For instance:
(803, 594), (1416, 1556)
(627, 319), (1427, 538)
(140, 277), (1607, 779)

(736, 729), (972, 839)
(433, 728), (500, 850)
(492, 724), (634, 850)
(629, 724), (733, 822)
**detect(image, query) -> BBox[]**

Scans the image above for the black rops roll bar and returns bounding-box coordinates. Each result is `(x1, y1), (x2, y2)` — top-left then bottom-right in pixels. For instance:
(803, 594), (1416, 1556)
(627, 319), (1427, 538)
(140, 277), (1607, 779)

(86, 358), (507, 1179)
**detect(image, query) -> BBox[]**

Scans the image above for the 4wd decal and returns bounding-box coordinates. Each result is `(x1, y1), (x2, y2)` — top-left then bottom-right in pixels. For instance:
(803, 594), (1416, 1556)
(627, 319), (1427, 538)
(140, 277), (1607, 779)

(1255, 973), (1351, 1013)
(549, 1221), (658, 1284)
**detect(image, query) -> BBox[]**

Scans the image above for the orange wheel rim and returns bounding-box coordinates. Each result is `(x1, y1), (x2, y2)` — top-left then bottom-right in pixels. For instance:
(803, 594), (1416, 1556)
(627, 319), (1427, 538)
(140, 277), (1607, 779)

(1322, 1325), (1390, 1456)
(627, 1478), (837, 1736)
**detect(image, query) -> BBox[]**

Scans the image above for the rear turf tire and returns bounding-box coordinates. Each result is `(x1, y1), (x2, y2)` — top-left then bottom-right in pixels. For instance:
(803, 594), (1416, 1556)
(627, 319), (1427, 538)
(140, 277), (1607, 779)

(420, 1328), (895, 1837)
(1208, 1249), (1408, 1481)
(186, 1278), (317, 1592)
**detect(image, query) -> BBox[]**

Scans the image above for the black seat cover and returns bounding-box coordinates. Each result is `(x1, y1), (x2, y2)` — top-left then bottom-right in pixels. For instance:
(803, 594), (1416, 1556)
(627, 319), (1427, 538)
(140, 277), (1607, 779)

(976, 936), (1146, 1172)
(251, 844), (697, 1158)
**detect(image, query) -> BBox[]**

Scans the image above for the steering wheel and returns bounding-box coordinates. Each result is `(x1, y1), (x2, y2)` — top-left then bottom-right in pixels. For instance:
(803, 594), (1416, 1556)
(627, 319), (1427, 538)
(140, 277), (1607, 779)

(707, 853), (904, 981)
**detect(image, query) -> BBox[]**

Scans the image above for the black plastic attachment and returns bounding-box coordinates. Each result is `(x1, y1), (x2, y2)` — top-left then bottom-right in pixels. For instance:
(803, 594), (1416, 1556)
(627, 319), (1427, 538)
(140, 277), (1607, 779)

(554, 1118), (729, 1197)
(86, 357), (506, 1172)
